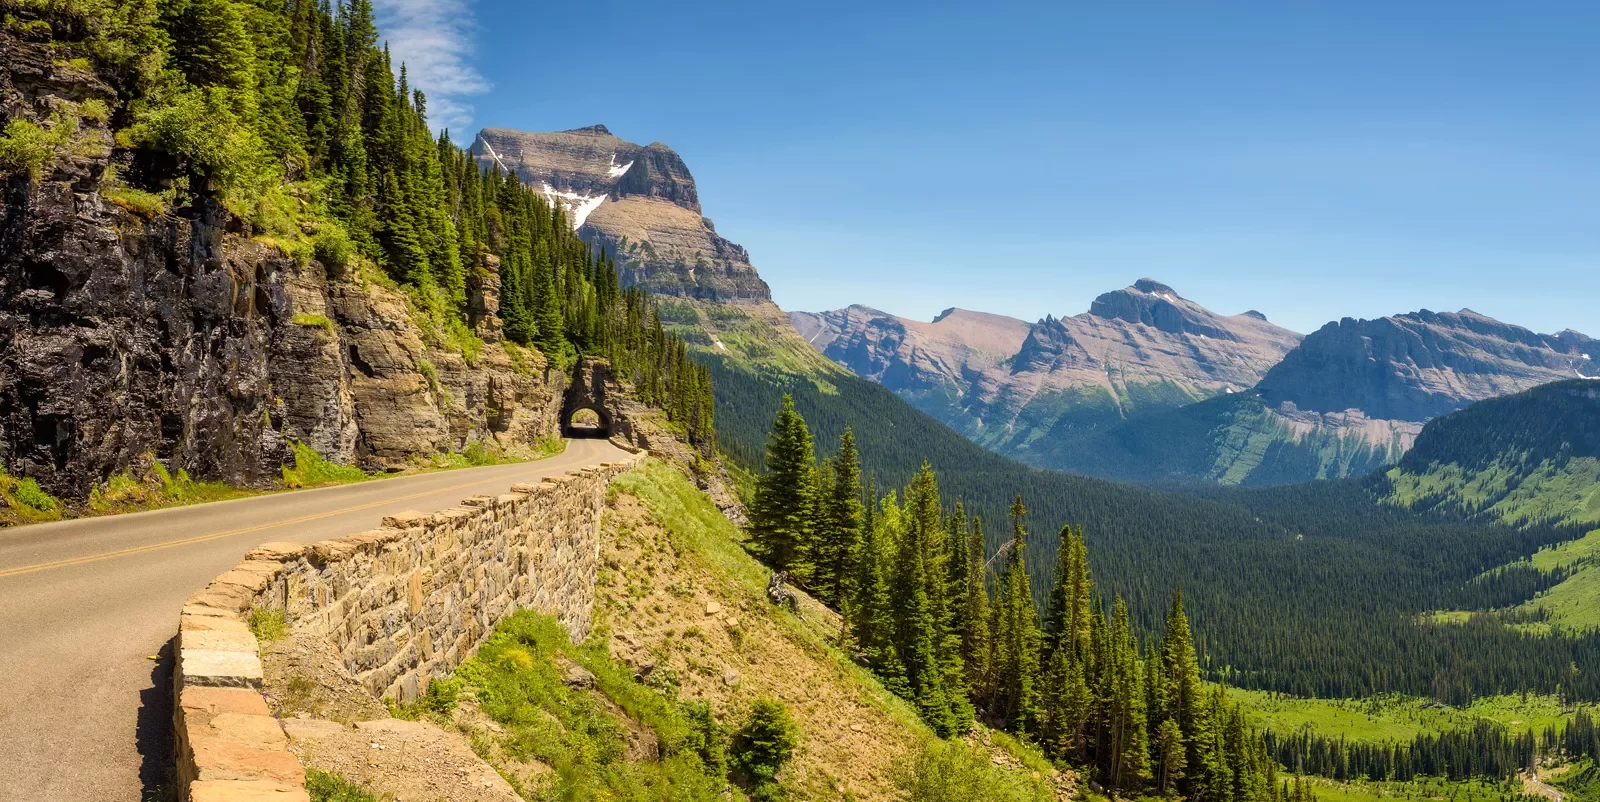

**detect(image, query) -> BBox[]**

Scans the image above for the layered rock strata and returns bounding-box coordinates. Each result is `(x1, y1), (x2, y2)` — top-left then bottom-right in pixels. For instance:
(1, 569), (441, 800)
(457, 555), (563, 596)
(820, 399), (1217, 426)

(472, 125), (771, 303)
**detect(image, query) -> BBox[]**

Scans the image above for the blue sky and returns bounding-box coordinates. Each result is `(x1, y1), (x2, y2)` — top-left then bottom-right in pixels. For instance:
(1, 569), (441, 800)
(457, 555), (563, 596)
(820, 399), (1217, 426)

(376, 1), (1598, 336)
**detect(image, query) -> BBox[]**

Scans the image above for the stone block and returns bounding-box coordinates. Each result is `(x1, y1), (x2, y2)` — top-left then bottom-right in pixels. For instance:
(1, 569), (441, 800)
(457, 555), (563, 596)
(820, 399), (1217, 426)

(381, 510), (429, 529)
(212, 568), (273, 594)
(182, 614), (252, 633)
(348, 529), (399, 547)
(191, 737), (305, 784)
(187, 582), (258, 614)
(203, 712), (291, 751)
(181, 648), (264, 689)
(182, 603), (243, 621)
(310, 539), (359, 563)
(181, 687), (272, 720)
(189, 779), (311, 801)
(244, 542), (307, 561)
(182, 629), (260, 654)
(432, 507), (475, 524)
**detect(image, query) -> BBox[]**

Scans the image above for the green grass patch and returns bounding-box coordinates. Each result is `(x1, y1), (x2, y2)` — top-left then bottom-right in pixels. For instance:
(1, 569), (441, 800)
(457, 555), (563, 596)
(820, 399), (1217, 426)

(290, 313), (336, 333)
(281, 442), (368, 488)
(101, 183), (170, 219)
(0, 469), (63, 523)
(305, 768), (387, 801)
(1234, 688), (1574, 743)
(1303, 775), (1537, 802)
(87, 461), (250, 514)
(892, 738), (1053, 802)
(247, 608), (290, 643)
(451, 610), (729, 801)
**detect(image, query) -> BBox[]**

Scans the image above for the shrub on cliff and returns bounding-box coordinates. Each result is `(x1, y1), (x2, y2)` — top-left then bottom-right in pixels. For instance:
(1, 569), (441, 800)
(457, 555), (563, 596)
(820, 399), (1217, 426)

(731, 698), (798, 800)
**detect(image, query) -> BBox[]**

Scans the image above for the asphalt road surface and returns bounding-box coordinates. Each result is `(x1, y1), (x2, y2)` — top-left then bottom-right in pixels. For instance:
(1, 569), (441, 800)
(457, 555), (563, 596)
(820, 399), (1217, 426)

(0, 438), (629, 801)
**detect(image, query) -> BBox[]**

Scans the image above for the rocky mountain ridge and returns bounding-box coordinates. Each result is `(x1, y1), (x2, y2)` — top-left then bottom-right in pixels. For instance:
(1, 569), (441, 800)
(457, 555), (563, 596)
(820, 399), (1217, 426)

(1258, 308), (1600, 421)
(792, 279), (1304, 457)
(472, 125), (770, 303)
(796, 283), (1597, 485)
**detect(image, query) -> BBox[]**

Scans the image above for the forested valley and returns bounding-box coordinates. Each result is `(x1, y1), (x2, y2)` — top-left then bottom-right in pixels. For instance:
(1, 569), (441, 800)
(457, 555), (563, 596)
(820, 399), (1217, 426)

(707, 356), (1600, 708)
(740, 394), (1600, 799)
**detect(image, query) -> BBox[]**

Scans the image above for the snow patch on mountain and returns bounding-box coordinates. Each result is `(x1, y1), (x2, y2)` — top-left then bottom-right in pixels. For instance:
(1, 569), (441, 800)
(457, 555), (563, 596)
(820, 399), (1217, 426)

(608, 154), (634, 178)
(476, 135), (510, 174)
(540, 183), (606, 229)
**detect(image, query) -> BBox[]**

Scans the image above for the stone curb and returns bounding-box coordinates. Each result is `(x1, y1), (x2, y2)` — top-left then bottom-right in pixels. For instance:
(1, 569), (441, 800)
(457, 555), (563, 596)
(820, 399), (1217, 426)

(172, 451), (647, 801)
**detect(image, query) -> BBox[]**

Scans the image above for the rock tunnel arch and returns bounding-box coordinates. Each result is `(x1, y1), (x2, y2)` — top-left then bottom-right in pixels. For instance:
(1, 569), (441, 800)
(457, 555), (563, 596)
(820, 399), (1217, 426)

(562, 358), (615, 439)
(564, 405), (611, 438)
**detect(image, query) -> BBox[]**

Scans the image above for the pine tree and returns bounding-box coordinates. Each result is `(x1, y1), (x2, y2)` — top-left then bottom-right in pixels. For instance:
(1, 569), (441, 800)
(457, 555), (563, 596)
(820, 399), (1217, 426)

(1163, 588), (1220, 801)
(890, 469), (956, 735)
(812, 429), (864, 606)
(750, 395), (817, 575)
(988, 495), (1040, 732)
(1157, 717), (1188, 793)
(1106, 597), (1150, 792)
(853, 494), (907, 695)
(959, 516), (992, 698)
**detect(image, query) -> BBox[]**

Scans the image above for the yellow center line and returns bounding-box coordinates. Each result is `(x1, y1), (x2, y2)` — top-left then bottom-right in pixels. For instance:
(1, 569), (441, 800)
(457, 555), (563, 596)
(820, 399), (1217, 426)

(0, 469), (556, 580)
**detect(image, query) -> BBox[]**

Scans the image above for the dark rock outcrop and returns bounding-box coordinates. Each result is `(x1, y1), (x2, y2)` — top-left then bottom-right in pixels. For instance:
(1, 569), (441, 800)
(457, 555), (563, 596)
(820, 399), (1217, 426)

(0, 33), (563, 500)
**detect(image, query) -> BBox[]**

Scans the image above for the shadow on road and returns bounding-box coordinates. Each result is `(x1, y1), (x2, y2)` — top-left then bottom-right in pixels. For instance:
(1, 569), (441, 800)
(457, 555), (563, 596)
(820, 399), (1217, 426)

(137, 636), (176, 801)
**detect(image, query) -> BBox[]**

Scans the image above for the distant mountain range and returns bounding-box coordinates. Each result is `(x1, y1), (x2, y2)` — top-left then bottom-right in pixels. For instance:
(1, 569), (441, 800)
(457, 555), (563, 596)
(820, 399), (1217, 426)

(473, 123), (1598, 488)
(792, 279), (1302, 459)
(796, 289), (1598, 486)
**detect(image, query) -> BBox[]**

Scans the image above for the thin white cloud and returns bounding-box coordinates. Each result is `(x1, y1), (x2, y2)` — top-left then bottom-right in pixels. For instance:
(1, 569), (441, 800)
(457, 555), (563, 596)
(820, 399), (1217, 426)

(373, 0), (490, 134)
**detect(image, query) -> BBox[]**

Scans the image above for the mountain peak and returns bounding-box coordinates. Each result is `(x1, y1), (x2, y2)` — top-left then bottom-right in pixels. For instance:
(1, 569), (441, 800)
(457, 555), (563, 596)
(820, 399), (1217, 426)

(1133, 278), (1181, 298)
(1242, 310), (1269, 321)
(471, 126), (769, 302)
(1089, 279), (1227, 336)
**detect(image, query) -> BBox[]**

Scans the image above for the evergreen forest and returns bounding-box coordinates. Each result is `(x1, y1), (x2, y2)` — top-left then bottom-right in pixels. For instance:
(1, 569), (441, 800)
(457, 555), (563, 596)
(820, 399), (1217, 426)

(744, 393), (1600, 796)
(707, 356), (1600, 708)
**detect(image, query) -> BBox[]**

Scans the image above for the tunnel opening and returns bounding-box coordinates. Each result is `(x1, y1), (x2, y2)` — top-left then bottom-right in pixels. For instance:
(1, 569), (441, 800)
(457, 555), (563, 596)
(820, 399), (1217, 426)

(564, 406), (609, 439)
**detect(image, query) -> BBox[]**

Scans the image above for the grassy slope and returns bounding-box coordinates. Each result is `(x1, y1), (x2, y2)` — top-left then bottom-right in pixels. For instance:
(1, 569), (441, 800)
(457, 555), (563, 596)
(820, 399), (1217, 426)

(1307, 776), (1535, 802)
(1028, 392), (1396, 487)
(1394, 459), (1600, 631)
(1233, 688), (1572, 742)
(1384, 382), (1600, 632)
(1516, 529), (1600, 630)
(1555, 760), (1600, 802)
(597, 461), (1062, 801)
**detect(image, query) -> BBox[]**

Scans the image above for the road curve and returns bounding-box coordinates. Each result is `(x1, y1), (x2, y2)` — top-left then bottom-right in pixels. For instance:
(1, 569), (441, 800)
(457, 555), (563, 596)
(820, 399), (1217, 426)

(0, 438), (631, 801)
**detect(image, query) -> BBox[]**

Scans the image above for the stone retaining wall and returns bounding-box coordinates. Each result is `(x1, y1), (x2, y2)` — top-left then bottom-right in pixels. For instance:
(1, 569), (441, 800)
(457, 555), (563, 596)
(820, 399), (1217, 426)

(171, 451), (645, 801)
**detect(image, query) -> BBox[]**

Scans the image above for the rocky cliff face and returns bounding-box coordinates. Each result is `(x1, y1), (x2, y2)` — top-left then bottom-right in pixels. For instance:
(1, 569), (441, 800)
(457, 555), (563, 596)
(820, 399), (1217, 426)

(793, 280), (1303, 454)
(472, 126), (770, 304)
(0, 34), (563, 501)
(1257, 309), (1600, 422)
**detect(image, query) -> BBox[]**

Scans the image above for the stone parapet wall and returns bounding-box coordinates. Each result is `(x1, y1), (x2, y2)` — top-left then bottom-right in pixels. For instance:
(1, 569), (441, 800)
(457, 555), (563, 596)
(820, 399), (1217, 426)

(171, 451), (645, 801)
